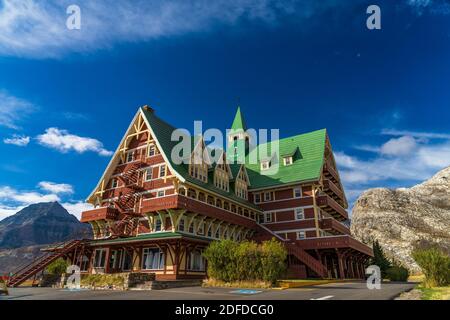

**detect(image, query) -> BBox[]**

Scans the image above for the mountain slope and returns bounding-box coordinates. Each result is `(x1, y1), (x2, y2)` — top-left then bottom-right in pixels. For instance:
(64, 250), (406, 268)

(351, 167), (450, 272)
(0, 202), (89, 249)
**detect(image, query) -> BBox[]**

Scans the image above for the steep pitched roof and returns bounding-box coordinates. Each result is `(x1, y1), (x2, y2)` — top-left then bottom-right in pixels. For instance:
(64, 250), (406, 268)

(141, 107), (260, 210)
(245, 129), (327, 190)
(231, 106), (247, 131)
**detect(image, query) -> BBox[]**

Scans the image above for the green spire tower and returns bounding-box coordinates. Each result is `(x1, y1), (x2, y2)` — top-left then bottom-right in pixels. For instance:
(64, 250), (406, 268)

(228, 106), (250, 163)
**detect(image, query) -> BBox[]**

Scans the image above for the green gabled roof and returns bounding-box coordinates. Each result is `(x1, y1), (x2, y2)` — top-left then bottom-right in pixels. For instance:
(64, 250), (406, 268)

(141, 107), (260, 210)
(245, 129), (327, 189)
(231, 106), (247, 131)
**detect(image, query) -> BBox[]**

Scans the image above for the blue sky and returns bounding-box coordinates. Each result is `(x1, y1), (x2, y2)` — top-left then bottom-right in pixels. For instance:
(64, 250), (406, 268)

(0, 0), (449, 220)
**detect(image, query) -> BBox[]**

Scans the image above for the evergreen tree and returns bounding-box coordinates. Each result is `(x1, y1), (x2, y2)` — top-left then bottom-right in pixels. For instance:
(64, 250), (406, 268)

(370, 240), (392, 278)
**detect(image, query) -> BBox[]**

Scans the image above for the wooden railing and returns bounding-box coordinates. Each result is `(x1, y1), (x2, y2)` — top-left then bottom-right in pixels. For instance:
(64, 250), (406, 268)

(323, 179), (344, 203)
(141, 194), (257, 229)
(316, 194), (348, 220)
(320, 218), (350, 235)
(80, 207), (119, 222)
(295, 235), (373, 256)
(324, 159), (339, 182)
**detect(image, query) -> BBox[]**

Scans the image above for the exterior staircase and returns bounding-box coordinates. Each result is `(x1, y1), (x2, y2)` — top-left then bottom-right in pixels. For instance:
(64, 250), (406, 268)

(7, 239), (83, 288)
(115, 161), (145, 214)
(254, 223), (327, 278)
(109, 215), (139, 238)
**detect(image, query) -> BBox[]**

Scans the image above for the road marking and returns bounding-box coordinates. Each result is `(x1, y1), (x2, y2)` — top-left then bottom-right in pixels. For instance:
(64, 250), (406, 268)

(311, 295), (334, 300)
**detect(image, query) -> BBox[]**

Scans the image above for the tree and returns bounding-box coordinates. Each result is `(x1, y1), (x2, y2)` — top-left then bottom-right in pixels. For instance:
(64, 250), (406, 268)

(46, 258), (69, 276)
(370, 240), (392, 278)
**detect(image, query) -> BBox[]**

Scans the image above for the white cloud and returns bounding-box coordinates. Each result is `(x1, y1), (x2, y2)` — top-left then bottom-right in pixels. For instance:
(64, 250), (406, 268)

(36, 127), (112, 156)
(0, 0), (367, 58)
(0, 91), (35, 129)
(0, 204), (25, 221)
(336, 140), (450, 185)
(38, 181), (74, 194)
(0, 186), (60, 204)
(61, 201), (92, 220)
(3, 134), (30, 146)
(381, 129), (450, 140)
(380, 136), (417, 156)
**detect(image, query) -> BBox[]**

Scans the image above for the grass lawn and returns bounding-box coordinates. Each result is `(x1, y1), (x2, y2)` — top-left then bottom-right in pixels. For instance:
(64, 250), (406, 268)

(419, 286), (450, 300)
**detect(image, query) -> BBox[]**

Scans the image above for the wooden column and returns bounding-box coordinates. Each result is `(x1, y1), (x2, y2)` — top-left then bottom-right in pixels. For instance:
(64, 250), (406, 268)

(336, 250), (345, 279)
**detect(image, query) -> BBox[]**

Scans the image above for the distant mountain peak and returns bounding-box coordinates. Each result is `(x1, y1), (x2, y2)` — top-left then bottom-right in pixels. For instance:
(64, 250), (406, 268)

(0, 201), (90, 249)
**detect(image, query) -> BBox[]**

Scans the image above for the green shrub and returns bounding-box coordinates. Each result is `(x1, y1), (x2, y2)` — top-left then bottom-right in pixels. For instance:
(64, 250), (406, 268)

(46, 258), (69, 276)
(412, 247), (450, 288)
(203, 240), (239, 282)
(81, 274), (125, 288)
(385, 265), (409, 282)
(261, 239), (287, 284)
(203, 238), (287, 285)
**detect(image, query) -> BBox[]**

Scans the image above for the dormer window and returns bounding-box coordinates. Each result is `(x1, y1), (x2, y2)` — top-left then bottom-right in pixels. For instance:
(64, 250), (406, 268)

(283, 156), (293, 166)
(261, 160), (270, 171)
(111, 178), (118, 189)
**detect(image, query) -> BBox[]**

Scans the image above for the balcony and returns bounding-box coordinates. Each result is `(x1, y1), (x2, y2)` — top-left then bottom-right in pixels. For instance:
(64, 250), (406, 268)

(295, 235), (373, 256)
(323, 159), (339, 183)
(140, 194), (258, 229)
(316, 194), (348, 221)
(323, 179), (345, 207)
(80, 207), (119, 223)
(320, 218), (350, 235)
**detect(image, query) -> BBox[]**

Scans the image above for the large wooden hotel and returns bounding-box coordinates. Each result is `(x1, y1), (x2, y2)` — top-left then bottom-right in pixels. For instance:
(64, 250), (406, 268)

(8, 106), (373, 286)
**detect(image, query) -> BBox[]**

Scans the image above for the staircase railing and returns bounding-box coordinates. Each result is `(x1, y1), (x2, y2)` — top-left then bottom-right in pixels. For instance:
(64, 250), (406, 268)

(7, 239), (84, 287)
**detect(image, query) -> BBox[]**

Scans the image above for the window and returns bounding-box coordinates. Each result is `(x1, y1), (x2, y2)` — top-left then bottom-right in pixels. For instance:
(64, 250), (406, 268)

(264, 212), (272, 223)
(148, 145), (156, 157)
(80, 255), (90, 272)
(207, 226), (212, 237)
(296, 231), (306, 240)
(283, 156), (293, 166)
(189, 250), (205, 271)
(111, 178), (118, 189)
(293, 187), (302, 198)
(254, 193), (261, 203)
(264, 192), (272, 202)
(157, 190), (165, 197)
(295, 208), (305, 220)
(142, 248), (165, 270)
(122, 250), (133, 271)
(109, 249), (123, 270)
(145, 168), (153, 181)
(93, 249), (107, 268)
(126, 152), (134, 163)
(261, 160), (270, 170)
(159, 165), (166, 178)
(154, 219), (162, 232)
(178, 218), (185, 231)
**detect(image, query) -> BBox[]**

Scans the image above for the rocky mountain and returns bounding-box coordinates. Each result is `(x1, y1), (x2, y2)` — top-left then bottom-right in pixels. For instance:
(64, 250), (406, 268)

(351, 166), (450, 272)
(0, 202), (89, 249)
(0, 202), (90, 274)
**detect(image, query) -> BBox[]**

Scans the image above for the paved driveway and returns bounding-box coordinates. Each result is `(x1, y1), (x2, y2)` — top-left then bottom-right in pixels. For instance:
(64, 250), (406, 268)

(1, 281), (416, 300)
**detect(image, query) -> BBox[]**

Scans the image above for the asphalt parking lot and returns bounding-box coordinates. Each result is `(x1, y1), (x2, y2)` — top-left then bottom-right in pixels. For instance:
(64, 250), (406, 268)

(1, 281), (416, 300)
